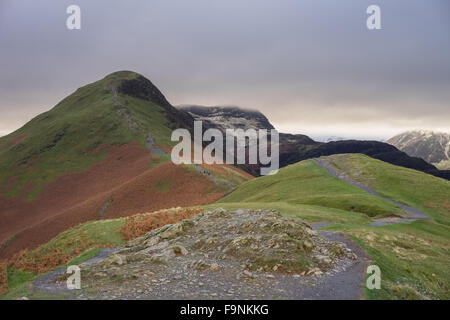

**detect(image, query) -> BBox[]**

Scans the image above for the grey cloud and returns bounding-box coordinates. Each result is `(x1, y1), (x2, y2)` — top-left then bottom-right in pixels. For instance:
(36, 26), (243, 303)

(0, 0), (449, 139)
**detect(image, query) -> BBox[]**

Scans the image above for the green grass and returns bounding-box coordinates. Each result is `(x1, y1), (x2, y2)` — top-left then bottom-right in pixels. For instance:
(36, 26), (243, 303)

(0, 268), (37, 300)
(0, 71), (181, 200)
(152, 179), (176, 192)
(205, 202), (371, 225)
(0, 235), (16, 250)
(26, 218), (125, 262)
(1, 249), (104, 300)
(211, 200), (449, 299)
(116, 94), (177, 148)
(2, 153), (448, 300)
(326, 219), (450, 299)
(325, 154), (450, 224)
(216, 155), (450, 299)
(214, 166), (252, 188)
(219, 159), (405, 218)
(0, 218), (126, 300)
(213, 156), (450, 300)
(66, 219), (124, 242)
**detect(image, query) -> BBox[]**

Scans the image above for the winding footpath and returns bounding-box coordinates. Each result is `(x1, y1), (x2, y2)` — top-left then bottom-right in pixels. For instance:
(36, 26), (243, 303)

(25, 158), (433, 300)
(313, 158), (430, 226)
(29, 210), (371, 300)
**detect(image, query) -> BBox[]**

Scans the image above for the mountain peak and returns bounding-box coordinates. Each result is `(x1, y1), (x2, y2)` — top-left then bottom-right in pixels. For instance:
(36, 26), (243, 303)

(397, 129), (449, 136)
(177, 104), (275, 131)
(100, 71), (171, 108)
(387, 130), (450, 169)
(104, 70), (142, 79)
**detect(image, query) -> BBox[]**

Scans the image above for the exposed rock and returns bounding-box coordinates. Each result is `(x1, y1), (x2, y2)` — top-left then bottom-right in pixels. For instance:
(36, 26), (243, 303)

(79, 208), (358, 299)
(103, 254), (127, 266)
(158, 223), (183, 240)
(190, 260), (211, 271)
(210, 263), (220, 271)
(170, 244), (188, 256)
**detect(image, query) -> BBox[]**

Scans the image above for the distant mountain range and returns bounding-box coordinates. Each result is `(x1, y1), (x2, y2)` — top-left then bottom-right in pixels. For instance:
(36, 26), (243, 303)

(387, 130), (450, 170)
(178, 105), (275, 132)
(179, 105), (449, 180)
(313, 136), (346, 143)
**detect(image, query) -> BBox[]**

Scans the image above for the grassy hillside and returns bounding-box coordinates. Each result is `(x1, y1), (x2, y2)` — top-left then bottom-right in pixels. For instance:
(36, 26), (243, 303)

(323, 154), (450, 224)
(318, 154), (450, 299)
(0, 71), (252, 262)
(0, 207), (202, 298)
(0, 132), (450, 299)
(219, 159), (406, 218)
(216, 154), (450, 299)
(329, 219), (450, 299)
(1, 150), (448, 299)
(0, 71), (185, 200)
(1, 218), (127, 298)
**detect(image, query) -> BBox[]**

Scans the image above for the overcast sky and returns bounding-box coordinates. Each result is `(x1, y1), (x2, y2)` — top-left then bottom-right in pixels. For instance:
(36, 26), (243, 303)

(1, 0), (449, 140)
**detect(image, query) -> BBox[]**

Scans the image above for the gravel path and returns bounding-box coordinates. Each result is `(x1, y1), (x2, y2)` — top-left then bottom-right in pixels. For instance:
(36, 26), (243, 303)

(313, 230), (370, 300)
(146, 135), (166, 155)
(23, 158), (432, 300)
(30, 209), (371, 300)
(313, 158), (429, 226)
(310, 222), (337, 229)
(30, 248), (118, 299)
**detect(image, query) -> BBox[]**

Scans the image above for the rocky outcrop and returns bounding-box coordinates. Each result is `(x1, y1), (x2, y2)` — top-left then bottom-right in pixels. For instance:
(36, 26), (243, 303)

(177, 105), (275, 132)
(72, 209), (359, 299)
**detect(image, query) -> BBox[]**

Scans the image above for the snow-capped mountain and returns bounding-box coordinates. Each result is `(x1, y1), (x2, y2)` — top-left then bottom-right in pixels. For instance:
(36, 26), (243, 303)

(177, 105), (275, 132)
(387, 130), (450, 169)
(313, 136), (346, 143)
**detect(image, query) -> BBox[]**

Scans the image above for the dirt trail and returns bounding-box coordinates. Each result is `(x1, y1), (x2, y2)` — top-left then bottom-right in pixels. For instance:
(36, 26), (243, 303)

(146, 135), (166, 155)
(313, 158), (430, 226)
(30, 209), (371, 300)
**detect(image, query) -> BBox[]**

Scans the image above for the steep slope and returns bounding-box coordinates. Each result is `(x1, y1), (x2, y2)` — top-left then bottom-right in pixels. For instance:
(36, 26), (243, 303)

(0, 71), (252, 259)
(219, 157), (407, 218)
(387, 130), (450, 170)
(0, 71), (189, 199)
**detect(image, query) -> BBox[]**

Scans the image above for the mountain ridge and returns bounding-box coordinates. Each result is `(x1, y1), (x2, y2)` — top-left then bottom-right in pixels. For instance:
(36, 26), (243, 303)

(180, 104), (449, 180)
(1, 70), (449, 259)
(0, 71), (252, 259)
(387, 130), (450, 170)
(177, 104), (275, 132)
